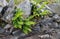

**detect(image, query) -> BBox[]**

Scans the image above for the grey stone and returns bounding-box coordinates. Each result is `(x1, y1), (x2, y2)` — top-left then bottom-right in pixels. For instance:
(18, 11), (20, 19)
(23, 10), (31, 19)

(1, 0), (15, 23)
(4, 24), (12, 29)
(32, 24), (41, 34)
(12, 30), (22, 36)
(0, 0), (8, 6)
(38, 34), (50, 39)
(17, 0), (31, 18)
(10, 36), (19, 39)
(24, 35), (40, 39)
(47, 3), (60, 15)
(48, 22), (58, 28)
(1, 6), (14, 23)
(53, 14), (59, 19)
(0, 27), (5, 33)
(8, 0), (14, 7)
(3, 27), (13, 35)
(53, 14), (60, 22)
(4, 30), (11, 35)
(56, 32), (60, 39)
(19, 33), (26, 37)
(0, 6), (3, 13)
(9, 27), (14, 33)
(40, 18), (53, 26)
(40, 17), (60, 29)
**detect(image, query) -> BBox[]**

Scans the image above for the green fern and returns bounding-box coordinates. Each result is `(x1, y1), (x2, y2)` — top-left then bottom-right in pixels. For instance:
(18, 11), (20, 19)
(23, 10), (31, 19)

(30, 0), (49, 18)
(12, 8), (35, 34)
(12, 0), (50, 34)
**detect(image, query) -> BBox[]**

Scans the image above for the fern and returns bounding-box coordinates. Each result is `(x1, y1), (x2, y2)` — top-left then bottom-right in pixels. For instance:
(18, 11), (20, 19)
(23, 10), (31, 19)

(12, 0), (50, 34)
(30, 0), (49, 18)
(12, 8), (35, 34)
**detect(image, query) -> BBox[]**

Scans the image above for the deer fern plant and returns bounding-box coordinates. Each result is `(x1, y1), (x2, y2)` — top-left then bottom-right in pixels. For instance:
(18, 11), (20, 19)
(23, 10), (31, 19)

(12, 0), (50, 34)
(12, 8), (35, 34)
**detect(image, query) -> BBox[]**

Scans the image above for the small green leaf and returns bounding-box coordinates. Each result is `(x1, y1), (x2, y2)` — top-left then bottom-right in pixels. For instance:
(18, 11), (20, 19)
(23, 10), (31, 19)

(19, 25), (22, 29)
(25, 21), (35, 25)
(14, 24), (19, 28)
(12, 9), (23, 21)
(40, 10), (48, 16)
(18, 21), (24, 25)
(24, 26), (32, 32)
(23, 29), (28, 34)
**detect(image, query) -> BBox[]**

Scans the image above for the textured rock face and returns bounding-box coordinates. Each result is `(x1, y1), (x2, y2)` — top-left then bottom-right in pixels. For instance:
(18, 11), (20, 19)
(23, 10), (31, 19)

(0, 0), (8, 13)
(8, 0), (14, 7)
(46, 3), (60, 15)
(0, 0), (31, 23)
(1, 0), (15, 23)
(17, 0), (31, 18)
(0, 0), (8, 6)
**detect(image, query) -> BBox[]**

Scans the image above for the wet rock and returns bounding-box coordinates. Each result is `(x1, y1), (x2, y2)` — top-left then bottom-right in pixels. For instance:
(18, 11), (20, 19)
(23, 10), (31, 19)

(17, 0), (31, 18)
